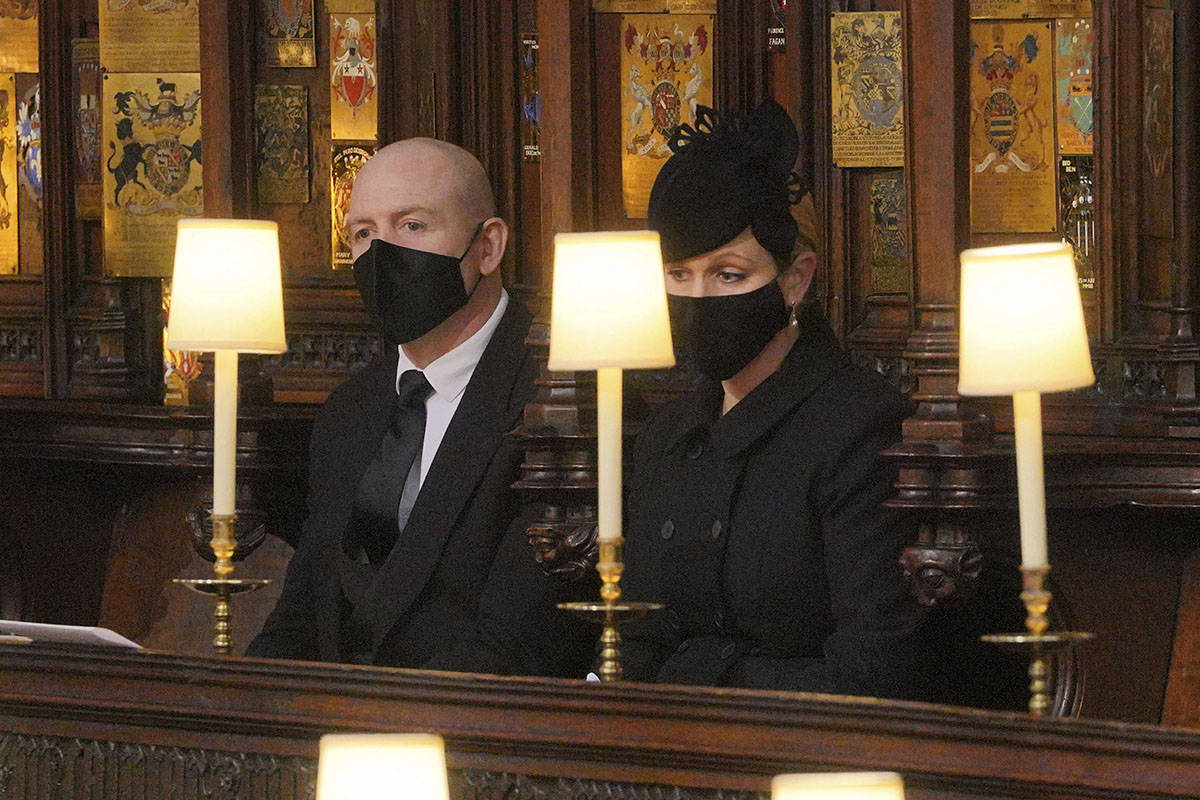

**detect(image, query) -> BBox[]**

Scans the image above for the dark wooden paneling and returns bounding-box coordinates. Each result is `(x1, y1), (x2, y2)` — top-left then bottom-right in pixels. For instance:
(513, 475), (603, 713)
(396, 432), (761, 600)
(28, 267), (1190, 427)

(5, 648), (1200, 799)
(0, 400), (311, 629)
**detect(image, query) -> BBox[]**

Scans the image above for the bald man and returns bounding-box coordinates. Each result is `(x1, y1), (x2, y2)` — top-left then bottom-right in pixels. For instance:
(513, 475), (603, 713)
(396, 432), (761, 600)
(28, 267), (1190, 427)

(247, 139), (594, 675)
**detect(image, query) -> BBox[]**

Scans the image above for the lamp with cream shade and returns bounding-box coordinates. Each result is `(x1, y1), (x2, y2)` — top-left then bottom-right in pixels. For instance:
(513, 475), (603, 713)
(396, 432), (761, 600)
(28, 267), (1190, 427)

(772, 771), (905, 800)
(959, 240), (1095, 715)
(548, 230), (675, 681)
(167, 218), (287, 654)
(315, 733), (449, 800)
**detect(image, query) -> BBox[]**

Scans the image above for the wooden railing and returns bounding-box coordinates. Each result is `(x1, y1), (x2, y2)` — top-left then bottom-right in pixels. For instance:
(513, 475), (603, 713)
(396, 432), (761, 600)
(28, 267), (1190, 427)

(1, 645), (1200, 799)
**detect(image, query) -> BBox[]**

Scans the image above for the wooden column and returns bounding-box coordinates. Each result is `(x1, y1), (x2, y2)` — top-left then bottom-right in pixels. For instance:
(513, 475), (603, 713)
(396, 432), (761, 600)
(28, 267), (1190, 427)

(887, 1), (989, 615)
(1159, 0), (1200, 404)
(898, 0), (987, 442)
(198, 0), (253, 219)
(536, 0), (592, 275)
(511, 0), (602, 584)
(716, 0), (770, 115)
(39, 0), (76, 398)
(381, 1), (454, 142)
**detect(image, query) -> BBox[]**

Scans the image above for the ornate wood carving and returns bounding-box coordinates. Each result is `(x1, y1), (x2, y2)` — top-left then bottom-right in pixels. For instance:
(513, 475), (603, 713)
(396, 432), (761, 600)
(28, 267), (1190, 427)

(264, 333), (382, 372)
(1123, 360), (1167, 401)
(64, 277), (160, 401)
(526, 506), (598, 582)
(453, 770), (764, 800)
(0, 732), (775, 800)
(262, 331), (383, 403)
(512, 299), (600, 579)
(850, 350), (912, 394)
(0, 328), (40, 364)
(0, 732), (316, 800)
(900, 524), (982, 607)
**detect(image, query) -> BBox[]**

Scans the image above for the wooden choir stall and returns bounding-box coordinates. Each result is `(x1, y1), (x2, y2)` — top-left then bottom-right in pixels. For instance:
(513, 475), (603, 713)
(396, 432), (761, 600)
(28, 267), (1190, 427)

(2, 0), (1200, 798)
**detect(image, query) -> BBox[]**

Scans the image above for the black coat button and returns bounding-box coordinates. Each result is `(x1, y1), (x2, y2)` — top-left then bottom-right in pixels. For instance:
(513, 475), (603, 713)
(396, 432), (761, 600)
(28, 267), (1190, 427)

(714, 609), (725, 630)
(666, 609), (682, 630)
(686, 439), (704, 459)
(660, 519), (675, 540)
(720, 643), (736, 659)
(676, 641), (690, 654)
(710, 519), (722, 540)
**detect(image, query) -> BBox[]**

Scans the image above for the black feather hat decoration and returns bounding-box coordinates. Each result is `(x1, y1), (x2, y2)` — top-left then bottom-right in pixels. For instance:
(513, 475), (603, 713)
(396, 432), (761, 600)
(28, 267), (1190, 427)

(648, 99), (809, 264)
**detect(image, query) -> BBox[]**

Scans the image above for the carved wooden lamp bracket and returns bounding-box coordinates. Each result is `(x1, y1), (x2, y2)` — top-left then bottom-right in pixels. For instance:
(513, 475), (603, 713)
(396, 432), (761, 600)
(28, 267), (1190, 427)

(900, 522), (983, 607)
(894, 303), (992, 606)
(512, 300), (601, 581)
(186, 495), (270, 564)
(526, 506), (599, 582)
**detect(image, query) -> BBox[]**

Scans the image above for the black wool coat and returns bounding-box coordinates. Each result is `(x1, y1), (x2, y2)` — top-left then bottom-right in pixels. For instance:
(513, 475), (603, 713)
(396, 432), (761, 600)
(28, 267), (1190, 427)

(247, 301), (595, 677)
(621, 305), (927, 699)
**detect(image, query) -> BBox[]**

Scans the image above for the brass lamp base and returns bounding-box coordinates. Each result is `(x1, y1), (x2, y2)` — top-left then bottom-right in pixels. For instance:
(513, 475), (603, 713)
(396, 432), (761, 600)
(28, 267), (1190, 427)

(559, 537), (662, 682)
(559, 600), (663, 682)
(175, 512), (270, 655)
(981, 565), (1093, 716)
(173, 577), (270, 655)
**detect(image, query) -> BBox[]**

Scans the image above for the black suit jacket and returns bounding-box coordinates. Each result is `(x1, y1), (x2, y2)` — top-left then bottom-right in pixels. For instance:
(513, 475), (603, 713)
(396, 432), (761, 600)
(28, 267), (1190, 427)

(621, 305), (928, 699)
(247, 300), (594, 676)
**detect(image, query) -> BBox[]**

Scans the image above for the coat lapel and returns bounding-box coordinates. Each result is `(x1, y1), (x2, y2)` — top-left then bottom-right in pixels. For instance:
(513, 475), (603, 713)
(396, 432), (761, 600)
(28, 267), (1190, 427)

(358, 301), (533, 651)
(318, 350), (398, 659)
(707, 304), (846, 458)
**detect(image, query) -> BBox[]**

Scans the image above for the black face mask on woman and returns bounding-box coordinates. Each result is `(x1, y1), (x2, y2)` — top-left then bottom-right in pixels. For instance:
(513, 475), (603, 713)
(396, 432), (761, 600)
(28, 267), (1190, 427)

(352, 223), (483, 344)
(667, 279), (790, 381)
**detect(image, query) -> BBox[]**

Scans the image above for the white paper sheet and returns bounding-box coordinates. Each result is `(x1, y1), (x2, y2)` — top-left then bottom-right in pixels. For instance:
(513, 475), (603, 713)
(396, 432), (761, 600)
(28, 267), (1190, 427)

(0, 620), (141, 649)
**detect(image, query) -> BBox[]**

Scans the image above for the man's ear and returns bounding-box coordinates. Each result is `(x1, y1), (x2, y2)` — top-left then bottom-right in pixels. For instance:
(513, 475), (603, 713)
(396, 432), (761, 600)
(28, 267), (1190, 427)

(477, 217), (509, 277)
(779, 249), (816, 307)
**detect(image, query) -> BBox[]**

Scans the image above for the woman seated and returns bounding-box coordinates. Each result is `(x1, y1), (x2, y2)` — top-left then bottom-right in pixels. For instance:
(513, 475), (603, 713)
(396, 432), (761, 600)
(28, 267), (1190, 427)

(620, 100), (926, 699)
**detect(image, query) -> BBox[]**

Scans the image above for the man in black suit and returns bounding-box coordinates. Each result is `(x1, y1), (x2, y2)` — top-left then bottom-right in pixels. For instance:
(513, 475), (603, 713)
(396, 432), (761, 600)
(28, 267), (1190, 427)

(247, 138), (592, 676)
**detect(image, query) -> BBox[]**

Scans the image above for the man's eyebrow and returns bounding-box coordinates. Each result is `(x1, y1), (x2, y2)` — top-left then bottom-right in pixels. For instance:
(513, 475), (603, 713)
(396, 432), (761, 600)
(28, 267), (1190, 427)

(343, 205), (442, 233)
(393, 204), (442, 222)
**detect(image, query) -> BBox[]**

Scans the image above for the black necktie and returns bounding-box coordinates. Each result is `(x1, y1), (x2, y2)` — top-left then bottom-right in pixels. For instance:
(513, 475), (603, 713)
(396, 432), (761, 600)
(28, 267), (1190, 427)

(351, 369), (433, 566)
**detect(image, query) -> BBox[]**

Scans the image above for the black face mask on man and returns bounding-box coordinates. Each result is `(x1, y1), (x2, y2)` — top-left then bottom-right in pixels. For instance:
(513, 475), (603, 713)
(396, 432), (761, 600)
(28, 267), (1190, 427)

(667, 279), (790, 382)
(352, 223), (484, 344)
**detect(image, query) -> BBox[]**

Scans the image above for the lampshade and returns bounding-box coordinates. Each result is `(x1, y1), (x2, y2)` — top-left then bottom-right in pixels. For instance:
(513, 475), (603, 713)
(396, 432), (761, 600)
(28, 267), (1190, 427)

(166, 218), (287, 353)
(315, 733), (449, 800)
(772, 771), (905, 800)
(957, 241), (1093, 396)
(548, 230), (675, 371)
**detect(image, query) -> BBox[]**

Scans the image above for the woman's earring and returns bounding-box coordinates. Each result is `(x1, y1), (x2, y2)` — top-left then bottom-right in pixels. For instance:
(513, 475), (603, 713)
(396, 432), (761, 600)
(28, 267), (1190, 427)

(788, 302), (800, 328)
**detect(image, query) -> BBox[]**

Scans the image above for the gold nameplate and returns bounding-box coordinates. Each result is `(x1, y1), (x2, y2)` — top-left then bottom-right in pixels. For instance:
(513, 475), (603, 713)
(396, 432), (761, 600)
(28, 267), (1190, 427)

(99, 0), (199, 73)
(330, 144), (375, 270)
(0, 1), (38, 73)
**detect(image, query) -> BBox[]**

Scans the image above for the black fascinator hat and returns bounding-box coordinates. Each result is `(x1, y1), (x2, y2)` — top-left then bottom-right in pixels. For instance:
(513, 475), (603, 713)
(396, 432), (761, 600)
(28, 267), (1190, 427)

(647, 99), (809, 265)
